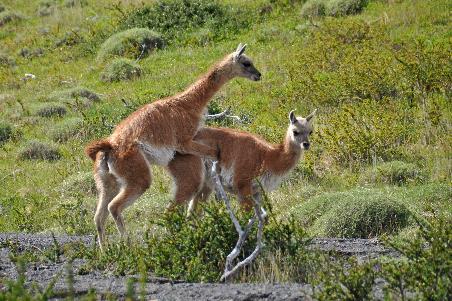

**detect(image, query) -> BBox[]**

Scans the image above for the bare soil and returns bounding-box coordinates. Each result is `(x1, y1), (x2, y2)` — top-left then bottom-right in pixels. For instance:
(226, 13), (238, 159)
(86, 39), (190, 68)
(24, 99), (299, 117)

(0, 233), (398, 300)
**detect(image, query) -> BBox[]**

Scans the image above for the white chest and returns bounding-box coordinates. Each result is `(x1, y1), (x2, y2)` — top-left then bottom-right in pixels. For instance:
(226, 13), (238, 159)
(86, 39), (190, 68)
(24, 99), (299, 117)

(258, 172), (286, 192)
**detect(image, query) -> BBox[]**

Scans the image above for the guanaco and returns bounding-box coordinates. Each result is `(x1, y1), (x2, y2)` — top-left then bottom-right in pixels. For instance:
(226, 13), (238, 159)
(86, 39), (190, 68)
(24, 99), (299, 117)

(162, 110), (317, 214)
(85, 44), (261, 249)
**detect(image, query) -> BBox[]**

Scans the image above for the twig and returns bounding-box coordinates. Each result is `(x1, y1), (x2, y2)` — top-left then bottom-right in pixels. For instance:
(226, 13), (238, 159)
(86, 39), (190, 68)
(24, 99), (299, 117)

(205, 108), (243, 123)
(210, 161), (266, 281)
(135, 43), (147, 63)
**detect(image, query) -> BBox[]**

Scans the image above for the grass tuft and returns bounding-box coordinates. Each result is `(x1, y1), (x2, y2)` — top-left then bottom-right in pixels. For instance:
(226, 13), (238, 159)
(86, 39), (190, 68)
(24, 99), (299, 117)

(0, 9), (23, 26)
(320, 196), (410, 238)
(50, 117), (85, 142)
(47, 86), (100, 107)
(100, 58), (142, 82)
(97, 28), (164, 62)
(35, 104), (67, 118)
(18, 140), (62, 161)
(361, 161), (427, 186)
(0, 121), (13, 145)
(300, 0), (327, 18)
(325, 0), (368, 17)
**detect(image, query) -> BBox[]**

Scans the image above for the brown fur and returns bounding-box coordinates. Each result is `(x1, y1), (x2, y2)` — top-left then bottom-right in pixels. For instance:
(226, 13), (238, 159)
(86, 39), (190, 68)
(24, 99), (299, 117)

(167, 111), (316, 213)
(85, 140), (112, 161)
(85, 44), (261, 249)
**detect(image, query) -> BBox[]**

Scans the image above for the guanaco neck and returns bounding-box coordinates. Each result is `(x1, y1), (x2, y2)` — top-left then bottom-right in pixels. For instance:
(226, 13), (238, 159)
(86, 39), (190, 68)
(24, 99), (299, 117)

(176, 56), (233, 114)
(266, 132), (302, 175)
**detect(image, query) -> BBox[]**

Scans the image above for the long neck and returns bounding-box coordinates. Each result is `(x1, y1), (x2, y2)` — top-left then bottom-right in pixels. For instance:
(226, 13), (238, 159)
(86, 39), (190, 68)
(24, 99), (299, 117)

(177, 58), (232, 112)
(266, 133), (301, 175)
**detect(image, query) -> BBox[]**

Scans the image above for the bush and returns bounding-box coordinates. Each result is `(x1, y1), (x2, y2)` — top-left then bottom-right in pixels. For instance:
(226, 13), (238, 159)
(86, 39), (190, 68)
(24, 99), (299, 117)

(361, 161), (427, 185)
(382, 215), (452, 300)
(325, 0), (368, 17)
(50, 117), (84, 142)
(0, 122), (13, 145)
(317, 193), (411, 238)
(0, 10), (23, 26)
(300, 0), (327, 18)
(146, 201), (308, 282)
(47, 86), (100, 107)
(18, 140), (61, 161)
(286, 18), (402, 108)
(318, 100), (419, 165)
(35, 104), (67, 118)
(100, 58), (142, 82)
(120, 0), (252, 45)
(291, 187), (412, 237)
(97, 28), (164, 62)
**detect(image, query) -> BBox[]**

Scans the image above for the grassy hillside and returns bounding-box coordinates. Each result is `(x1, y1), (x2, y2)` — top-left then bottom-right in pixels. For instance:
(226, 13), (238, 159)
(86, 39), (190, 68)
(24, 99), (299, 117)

(1, 0), (449, 236)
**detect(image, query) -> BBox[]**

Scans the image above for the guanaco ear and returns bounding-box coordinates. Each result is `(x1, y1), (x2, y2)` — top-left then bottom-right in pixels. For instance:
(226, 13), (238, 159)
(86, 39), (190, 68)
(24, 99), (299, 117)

(233, 43), (247, 61)
(306, 109), (317, 123)
(289, 110), (297, 124)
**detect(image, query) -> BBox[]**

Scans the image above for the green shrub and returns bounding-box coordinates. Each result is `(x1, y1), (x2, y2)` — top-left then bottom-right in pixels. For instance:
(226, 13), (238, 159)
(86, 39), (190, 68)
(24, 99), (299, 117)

(318, 100), (419, 165)
(286, 18), (402, 108)
(18, 140), (61, 161)
(145, 202), (307, 281)
(47, 86), (100, 107)
(382, 215), (452, 300)
(317, 193), (411, 238)
(325, 0), (368, 17)
(301, 0), (327, 18)
(361, 161), (427, 185)
(292, 187), (413, 237)
(0, 121), (13, 145)
(0, 10), (23, 26)
(35, 104), (67, 118)
(97, 28), (164, 62)
(100, 58), (142, 82)
(314, 256), (377, 300)
(50, 117), (84, 142)
(120, 0), (253, 45)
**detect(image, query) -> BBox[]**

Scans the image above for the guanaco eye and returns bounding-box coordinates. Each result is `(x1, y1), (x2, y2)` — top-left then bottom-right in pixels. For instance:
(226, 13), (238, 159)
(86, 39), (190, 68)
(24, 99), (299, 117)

(243, 61), (251, 68)
(293, 131), (300, 136)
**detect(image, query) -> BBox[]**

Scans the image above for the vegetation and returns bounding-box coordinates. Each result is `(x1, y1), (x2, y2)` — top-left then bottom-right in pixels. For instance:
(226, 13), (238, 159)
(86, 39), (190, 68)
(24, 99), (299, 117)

(0, 9), (23, 26)
(361, 160), (427, 185)
(18, 140), (61, 161)
(0, 121), (13, 145)
(97, 28), (164, 62)
(0, 0), (450, 297)
(35, 103), (67, 118)
(120, 0), (254, 46)
(100, 58), (142, 82)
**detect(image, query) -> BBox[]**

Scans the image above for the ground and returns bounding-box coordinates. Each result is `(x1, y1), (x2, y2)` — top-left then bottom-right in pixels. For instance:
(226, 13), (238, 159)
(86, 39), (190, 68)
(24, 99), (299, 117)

(0, 233), (398, 300)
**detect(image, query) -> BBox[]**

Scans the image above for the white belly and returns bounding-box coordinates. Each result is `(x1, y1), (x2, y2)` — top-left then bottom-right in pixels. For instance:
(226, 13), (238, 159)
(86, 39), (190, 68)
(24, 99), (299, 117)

(137, 142), (175, 166)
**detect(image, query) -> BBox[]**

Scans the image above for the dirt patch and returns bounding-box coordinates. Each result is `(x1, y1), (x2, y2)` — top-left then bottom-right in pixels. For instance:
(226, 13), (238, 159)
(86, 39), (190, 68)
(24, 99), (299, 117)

(0, 233), (397, 300)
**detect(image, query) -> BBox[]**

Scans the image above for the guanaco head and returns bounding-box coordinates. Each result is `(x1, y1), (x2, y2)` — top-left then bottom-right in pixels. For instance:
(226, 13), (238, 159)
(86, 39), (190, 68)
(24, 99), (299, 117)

(288, 109), (317, 150)
(227, 43), (261, 81)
